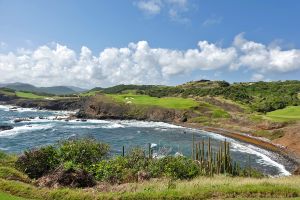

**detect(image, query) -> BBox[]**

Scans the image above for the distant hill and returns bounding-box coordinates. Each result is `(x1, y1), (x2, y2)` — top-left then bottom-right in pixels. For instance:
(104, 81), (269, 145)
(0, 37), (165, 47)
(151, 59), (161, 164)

(1, 82), (87, 95)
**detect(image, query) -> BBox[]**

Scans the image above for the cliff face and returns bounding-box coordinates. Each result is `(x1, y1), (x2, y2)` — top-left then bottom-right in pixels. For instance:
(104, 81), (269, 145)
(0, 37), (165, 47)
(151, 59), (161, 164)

(76, 96), (195, 123)
(0, 94), (17, 102)
(0, 94), (84, 111)
(13, 99), (83, 111)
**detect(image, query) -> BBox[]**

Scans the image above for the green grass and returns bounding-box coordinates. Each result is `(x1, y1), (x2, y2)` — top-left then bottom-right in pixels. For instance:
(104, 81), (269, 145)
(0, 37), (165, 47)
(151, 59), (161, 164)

(80, 90), (101, 97)
(15, 92), (48, 99)
(266, 106), (300, 122)
(1, 176), (300, 200)
(1, 151), (300, 199)
(0, 89), (16, 96)
(108, 94), (199, 109)
(0, 192), (29, 200)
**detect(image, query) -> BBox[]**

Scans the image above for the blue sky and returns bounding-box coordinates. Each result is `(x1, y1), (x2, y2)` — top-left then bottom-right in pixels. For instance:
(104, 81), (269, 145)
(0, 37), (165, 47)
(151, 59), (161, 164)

(1, 0), (300, 88)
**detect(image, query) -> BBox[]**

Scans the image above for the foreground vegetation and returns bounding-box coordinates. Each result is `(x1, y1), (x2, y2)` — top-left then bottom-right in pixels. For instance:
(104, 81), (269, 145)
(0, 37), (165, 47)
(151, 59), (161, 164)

(4, 138), (293, 199)
(1, 174), (300, 199)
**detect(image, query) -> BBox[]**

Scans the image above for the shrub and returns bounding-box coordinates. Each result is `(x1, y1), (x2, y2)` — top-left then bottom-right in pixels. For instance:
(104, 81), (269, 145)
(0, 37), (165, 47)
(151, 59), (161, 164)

(0, 151), (7, 160)
(125, 148), (148, 172)
(15, 146), (59, 179)
(58, 138), (110, 168)
(156, 156), (200, 179)
(91, 156), (132, 184)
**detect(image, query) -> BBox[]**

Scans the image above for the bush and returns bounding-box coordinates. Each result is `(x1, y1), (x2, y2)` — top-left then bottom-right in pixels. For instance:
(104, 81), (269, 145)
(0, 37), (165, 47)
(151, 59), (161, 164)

(58, 138), (110, 168)
(155, 156), (200, 179)
(91, 156), (133, 184)
(15, 146), (59, 179)
(125, 148), (148, 172)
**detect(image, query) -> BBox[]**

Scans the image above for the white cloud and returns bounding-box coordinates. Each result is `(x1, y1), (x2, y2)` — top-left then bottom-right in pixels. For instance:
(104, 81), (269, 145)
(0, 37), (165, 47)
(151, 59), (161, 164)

(135, 0), (189, 23)
(1, 33), (300, 88)
(233, 33), (300, 73)
(251, 73), (264, 82)
(136, 0), (162, 15)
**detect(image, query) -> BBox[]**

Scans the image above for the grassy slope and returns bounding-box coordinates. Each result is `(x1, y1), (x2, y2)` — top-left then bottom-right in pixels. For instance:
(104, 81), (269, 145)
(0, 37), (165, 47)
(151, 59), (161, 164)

(266, 106), (300, 122)
(1, 176), (300, 200)
(108, 94), (199, 109)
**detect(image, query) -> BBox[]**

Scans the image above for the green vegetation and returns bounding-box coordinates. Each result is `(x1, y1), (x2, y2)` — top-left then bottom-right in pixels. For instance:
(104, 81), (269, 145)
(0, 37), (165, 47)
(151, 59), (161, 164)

(0, 192), (28, 200)
(79, 90), (100, 97)
(0, 176), (300, 200)
(15, 91), (49, 99)
(108, 94), (199, 109)
(0, 88), (16, 96)
(14, 138), (260, 186)
(266, 106), (300, 122)
(85, 80), (300, 114)
(0, 139), (298, 199)
(58, 139), (110, 168)
(253, 130), (285, 140)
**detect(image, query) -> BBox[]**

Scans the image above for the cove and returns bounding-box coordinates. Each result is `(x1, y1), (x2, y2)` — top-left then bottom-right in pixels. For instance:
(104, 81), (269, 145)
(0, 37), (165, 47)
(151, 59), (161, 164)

(0, 105), (294, 176)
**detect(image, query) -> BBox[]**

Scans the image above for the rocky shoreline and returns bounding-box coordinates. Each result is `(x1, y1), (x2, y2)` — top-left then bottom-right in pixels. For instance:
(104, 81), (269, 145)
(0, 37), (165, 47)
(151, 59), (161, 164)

(1, 96), (299, 175)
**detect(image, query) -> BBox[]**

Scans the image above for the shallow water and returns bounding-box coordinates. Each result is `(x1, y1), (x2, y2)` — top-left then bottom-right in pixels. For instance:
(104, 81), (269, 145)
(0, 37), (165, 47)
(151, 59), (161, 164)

(0, 104), (294, 176)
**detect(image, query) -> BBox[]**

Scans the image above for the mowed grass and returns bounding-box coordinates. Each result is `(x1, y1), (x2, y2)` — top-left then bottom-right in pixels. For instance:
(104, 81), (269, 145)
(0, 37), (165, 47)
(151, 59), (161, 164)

(15, 92), (48, 99)
(266, 106), (300, 122)
(108, 94), (198, 109)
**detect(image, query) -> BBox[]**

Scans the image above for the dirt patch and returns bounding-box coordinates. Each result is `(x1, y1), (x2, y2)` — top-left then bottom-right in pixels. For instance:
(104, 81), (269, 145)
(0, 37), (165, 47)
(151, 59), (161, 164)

(273, 122), (300, 160)
(36, 166), (96, 188)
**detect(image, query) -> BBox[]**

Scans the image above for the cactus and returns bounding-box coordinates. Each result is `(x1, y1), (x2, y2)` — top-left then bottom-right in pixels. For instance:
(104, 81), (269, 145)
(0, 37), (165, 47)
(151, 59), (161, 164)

(192, 133), (195, 160)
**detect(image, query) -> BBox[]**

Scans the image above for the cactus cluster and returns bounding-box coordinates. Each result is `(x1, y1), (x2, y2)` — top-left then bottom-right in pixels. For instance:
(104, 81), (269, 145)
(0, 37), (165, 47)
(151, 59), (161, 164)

(192, 134), (245, 176)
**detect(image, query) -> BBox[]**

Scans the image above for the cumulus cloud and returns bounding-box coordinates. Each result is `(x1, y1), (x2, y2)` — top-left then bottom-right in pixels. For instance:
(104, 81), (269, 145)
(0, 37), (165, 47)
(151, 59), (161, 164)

(1, 33), (300, 88)
(233, 33), (300, 73)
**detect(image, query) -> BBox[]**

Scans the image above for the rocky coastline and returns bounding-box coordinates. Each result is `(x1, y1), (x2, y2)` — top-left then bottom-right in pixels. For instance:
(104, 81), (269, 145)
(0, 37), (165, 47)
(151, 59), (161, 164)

(1, 95), (299, 175)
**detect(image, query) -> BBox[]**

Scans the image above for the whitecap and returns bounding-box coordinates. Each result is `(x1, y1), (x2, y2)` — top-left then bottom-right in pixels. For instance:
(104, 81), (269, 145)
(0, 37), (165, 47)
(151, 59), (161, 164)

(115, 120), (183, 129)
(102, 123), (125, 129)
(0, 105), (13, 111)
(230, 142), (291, 176)
(0, 124), (54, 137)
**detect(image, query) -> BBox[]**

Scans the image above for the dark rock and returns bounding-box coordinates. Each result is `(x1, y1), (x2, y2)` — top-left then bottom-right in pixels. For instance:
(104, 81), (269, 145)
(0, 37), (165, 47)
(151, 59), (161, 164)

(14, 118), (31, 123)
(0, 125), (13, 131)
(180, 115), (188, 122)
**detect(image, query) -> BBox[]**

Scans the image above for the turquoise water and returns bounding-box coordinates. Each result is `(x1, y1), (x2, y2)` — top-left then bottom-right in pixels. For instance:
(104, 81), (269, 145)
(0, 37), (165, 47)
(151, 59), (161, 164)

(0, 104), (293, 176)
